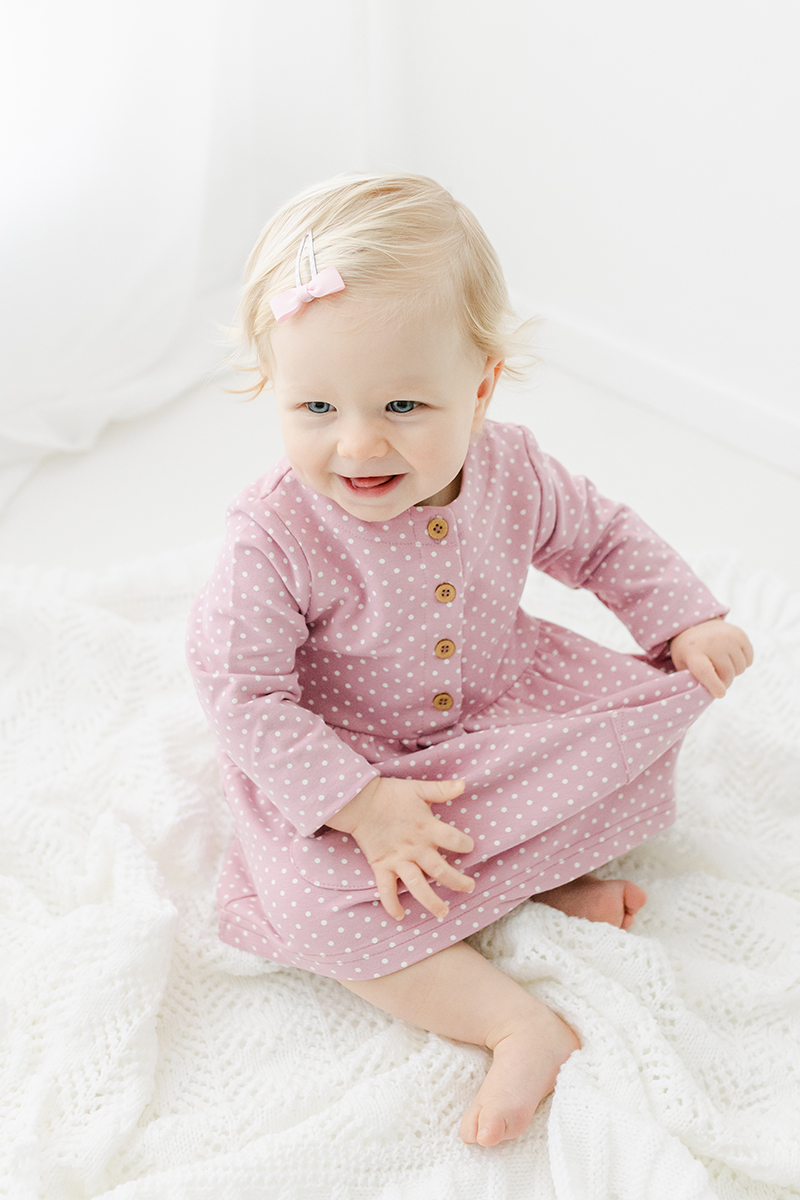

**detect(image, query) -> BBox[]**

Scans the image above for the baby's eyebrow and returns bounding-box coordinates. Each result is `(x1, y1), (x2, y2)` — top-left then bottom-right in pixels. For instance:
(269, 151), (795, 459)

(278, 384), (334, 402)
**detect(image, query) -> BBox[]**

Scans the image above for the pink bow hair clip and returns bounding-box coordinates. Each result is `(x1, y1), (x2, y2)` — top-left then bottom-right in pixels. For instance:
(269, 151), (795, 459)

(269, 229), (345, 322)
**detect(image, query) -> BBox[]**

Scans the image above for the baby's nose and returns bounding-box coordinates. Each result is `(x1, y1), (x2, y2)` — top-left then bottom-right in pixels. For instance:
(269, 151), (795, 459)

(337, 420), (389, 461)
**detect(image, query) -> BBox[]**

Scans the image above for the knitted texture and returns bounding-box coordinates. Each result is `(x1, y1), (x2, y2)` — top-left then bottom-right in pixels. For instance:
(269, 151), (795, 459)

(1, 544), (798, 1199)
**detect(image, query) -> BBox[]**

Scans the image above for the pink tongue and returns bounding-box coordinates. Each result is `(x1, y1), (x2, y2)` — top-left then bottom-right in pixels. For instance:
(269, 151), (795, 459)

(352, 475), (393, 488)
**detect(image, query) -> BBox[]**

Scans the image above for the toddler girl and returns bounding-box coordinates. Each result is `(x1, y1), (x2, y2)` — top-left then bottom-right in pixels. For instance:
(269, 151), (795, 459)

(187, 173), (753, 1147)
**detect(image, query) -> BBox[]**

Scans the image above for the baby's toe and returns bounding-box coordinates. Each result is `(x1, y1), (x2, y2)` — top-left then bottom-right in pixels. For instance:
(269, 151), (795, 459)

(624, 882), (648, 914)
(459, 1103), (481, 1145)
(476, 1108), (508, 1146)
(620, 882), (648, 929)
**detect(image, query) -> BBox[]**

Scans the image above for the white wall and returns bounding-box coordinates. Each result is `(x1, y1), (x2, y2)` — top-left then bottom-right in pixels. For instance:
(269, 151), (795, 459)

(366, 1), (800, 475)
(3, 0), (799, 497)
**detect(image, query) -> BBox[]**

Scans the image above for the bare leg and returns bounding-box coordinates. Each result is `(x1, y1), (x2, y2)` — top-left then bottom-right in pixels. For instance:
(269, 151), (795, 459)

(341, 941), (580, 1146)
(533, 874), (648, 931)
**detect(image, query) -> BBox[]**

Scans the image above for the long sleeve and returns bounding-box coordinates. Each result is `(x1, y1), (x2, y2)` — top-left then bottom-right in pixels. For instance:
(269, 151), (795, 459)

(524, 429), (727, 665)
(186, 506), (379, 837)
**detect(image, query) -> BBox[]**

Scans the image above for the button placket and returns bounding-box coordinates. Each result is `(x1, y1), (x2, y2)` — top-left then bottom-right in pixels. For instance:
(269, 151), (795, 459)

(420, 510), (461, 717)
(432, 558), (457, 709)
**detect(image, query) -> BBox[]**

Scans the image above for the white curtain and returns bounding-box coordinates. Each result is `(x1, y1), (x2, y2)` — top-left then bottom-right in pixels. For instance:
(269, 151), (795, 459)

(0, 0), (371, 507)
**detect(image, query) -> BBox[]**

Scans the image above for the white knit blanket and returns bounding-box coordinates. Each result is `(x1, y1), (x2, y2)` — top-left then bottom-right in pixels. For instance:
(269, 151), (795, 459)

(2, 546), (799, 1200)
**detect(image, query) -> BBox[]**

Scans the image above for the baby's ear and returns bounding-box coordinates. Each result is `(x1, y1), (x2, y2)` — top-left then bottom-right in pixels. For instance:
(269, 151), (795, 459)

(471, 357), (503, 435)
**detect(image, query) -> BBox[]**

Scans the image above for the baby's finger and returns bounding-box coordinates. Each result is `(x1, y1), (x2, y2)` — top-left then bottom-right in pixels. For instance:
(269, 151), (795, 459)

(419, 849), (476, 895)
(729, 625), (755, 666)
(730, 644), (750, 675)
(711, 653), (736, 690)
(725, 660), (739, 687)
(418, 778), (466, 806)
(397, 863), (451, 920)
(373, 866), (406, 921)
(687, 652), (726, 698)
(432, 818), (474, 856)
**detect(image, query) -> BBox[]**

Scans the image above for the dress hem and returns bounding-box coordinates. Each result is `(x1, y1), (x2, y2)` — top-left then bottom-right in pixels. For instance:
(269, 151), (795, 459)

(218, 795), (675, 979)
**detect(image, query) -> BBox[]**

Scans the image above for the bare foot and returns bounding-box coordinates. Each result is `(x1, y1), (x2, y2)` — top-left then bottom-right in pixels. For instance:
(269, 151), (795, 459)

(533, 874), (647, 930)
(460, 1000), (580, 1146)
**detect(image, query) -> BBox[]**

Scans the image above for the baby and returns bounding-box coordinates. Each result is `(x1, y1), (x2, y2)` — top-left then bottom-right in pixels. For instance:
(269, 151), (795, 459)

(187, 173), (753, 1147)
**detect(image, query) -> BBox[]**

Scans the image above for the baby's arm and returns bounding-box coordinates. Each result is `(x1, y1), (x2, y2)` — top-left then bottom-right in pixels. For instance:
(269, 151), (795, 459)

(670, 617), (753, 698)
(524, 431), (735, 667)
(326, 777), (476, 921)
(188, 511), (380, 838)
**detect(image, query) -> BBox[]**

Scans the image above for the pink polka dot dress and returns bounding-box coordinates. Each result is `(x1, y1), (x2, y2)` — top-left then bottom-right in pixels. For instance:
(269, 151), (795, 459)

(187, 422), (726, 980)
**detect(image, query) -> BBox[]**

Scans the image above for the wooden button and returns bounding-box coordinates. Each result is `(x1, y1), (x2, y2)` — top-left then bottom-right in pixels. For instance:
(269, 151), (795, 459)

(434, 638), (456, 659)
(434, 582), (456, 603)
(432, 692), (454, 710)
(426, 516), (449, 540)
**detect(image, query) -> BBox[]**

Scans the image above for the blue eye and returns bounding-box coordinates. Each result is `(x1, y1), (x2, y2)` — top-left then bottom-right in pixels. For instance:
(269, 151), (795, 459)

(386, 400), (418, 414)
(305, 401), (333, 414)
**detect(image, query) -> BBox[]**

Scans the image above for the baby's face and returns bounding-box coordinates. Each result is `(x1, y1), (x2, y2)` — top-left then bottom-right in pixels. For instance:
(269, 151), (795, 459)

(269, 297), (501, 521)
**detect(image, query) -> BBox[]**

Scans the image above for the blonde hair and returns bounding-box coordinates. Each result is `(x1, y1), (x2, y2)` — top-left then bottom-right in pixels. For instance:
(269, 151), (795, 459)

(235, 173), (538, 397)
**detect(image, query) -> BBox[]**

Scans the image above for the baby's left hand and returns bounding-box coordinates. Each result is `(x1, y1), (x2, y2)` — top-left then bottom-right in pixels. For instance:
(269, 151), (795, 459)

(669, 618), (753, 698)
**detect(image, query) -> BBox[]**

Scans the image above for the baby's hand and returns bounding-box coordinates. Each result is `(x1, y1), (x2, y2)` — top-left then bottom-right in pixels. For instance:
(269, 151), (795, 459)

(326, 776), (475, 921)
(669, 618), (753, 698)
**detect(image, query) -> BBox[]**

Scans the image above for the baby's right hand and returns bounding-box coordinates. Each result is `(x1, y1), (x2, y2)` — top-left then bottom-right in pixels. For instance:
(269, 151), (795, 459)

(325, 776), (475, 921)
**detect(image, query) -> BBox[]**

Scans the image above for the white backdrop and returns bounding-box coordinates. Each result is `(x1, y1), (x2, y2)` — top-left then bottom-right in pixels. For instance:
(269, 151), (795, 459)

(0, 1), (369, 505)
(2, 0), (798, 507)
(368, 1), (800, 475)
(1, 0), (219, 501)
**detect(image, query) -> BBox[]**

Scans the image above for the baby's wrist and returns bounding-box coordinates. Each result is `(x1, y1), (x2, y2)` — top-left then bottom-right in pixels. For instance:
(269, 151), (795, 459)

(325, 775), (381, 834)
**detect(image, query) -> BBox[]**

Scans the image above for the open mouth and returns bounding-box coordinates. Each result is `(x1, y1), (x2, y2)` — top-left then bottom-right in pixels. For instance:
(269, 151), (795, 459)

(340, 474), (402, 496)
